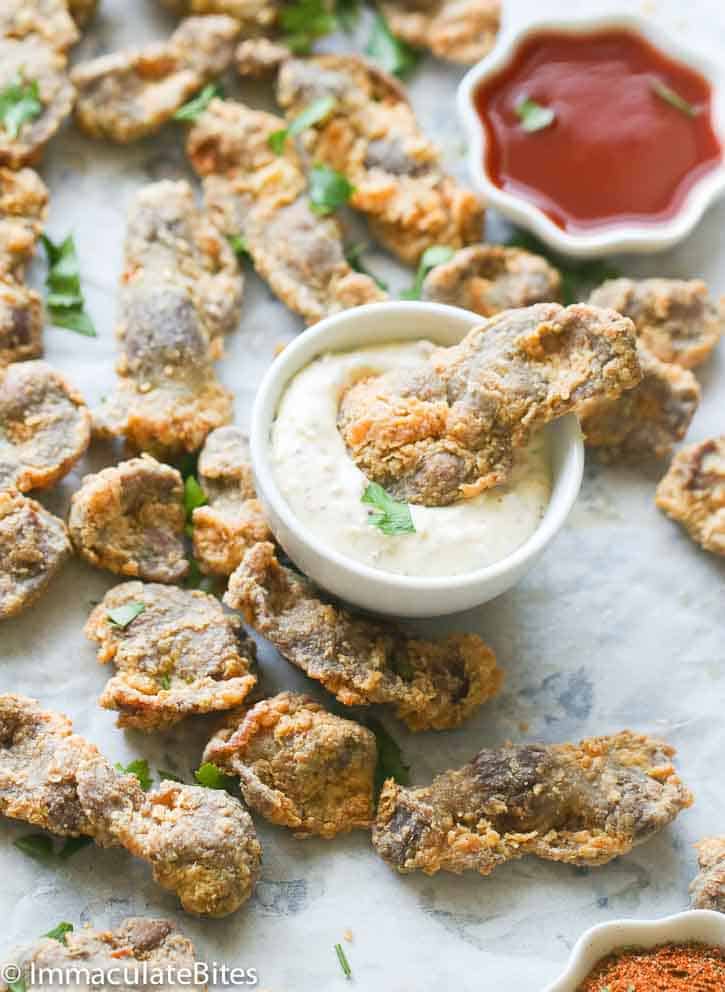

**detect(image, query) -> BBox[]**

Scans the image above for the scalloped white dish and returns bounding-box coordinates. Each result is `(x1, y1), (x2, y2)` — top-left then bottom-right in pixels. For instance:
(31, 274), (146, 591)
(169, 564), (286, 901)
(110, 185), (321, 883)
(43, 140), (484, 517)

(458, 14), (725, 258)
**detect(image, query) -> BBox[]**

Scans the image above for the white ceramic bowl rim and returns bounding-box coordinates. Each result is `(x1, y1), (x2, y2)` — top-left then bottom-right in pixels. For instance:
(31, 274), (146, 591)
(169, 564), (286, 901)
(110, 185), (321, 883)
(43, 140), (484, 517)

(457, 13), (725, 257)
(250, 301), (584, 595)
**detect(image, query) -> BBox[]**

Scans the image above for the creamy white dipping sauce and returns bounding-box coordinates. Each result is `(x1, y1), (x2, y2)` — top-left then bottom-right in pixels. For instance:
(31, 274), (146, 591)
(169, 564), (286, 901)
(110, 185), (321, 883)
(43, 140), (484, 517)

(271, 340), (552, 578)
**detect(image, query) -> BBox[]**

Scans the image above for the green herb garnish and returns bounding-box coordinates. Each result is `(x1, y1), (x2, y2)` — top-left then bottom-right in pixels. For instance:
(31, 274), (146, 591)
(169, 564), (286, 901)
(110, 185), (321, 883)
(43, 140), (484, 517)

(115, 759), (152, 791)
(366, 717), (410, 797)
(280, 0), (337, 54)
(184, 557), (218, 593)
(228, 234), (250, 260)
(309, 163), (355, 215)
(345, 242), (389, 291)
(8, 978), (26, 992)
(336, 0), (360, 33)
(194, 762), (236, 792)
(159, 673), (171, 690)
(515, 96), (555, 133)
(401, 244), (455, 300)
(362, 482), (415, 535)
(106, 602), (145, 629)
(41, 234), (96, 337)
(334, 943), (352, 979)
(0, 74), (42, 139)
(57, 836), (93, 860)
(268, 95), (337, 155)
(651, 78), (698, 117)
(184, 474), (206, 519)
(366, 12), (420, 79)
(173, 82), (223, 122)
(13, 833), (55, 862)
(43, 922), (74, 944)
(158, 769), (184, 783)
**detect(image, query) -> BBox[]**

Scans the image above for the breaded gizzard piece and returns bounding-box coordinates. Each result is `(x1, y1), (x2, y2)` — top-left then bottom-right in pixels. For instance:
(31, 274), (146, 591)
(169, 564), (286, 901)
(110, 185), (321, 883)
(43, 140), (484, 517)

(0, 490), (70, 621)
(373, 731), (693, 875)
(192, 426), (271, 576)
(1, 1), (79, 52)
(0, 361), (91, 492)
(225, 542), (502, 732)
(204, 692), (377, 837)
(580, 344), (700, 462)
(691, 837), (725, 912)
(380, 0), (500, 65)
(159, 0), (279, 34)
(589, 278), (724, 369)
(339, 303), (640, 507)
(187, 99), (386, 325)
(68, 456), (188, 583)
(275, 55), (484, 263)
(1, 918), (204, 992)
(71, 16), (240, 142)
(96, 181), (239, 454)
(0, 694), (262, 917)
(85, 581), (257, 731)
(656, 436), (725, 556)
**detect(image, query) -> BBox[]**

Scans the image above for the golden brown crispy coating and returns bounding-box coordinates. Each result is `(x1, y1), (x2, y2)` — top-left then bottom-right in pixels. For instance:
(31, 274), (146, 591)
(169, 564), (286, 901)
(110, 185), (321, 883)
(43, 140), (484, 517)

(204, 691), (377, 838)
(380, 0), (500, 64)
(580, 344), (700, 462)
(339, 303), (640, 507)
(656, 436), (725, 556)
(0, 694), (262, 918)
(589, 278), (724, 370)
(160, 0), (279, 34)
(71, 16), (240, 143)
(68, 456), (188, 582)
(0, 490), (70, 621)
(225, 542), (502, 732)
(2, 918), (205, 992)
(187, 99), (386, 324)
(85, 580), (257, 731)
(192, 426), (271, 576)
(422, 245), (562, 315)
(0, 1), (78, 53)
(0, 361), (91, 492)
(236, 38), (291, 79)
(691, 836), (725, 912)
(67, 0), (99, 29)
(275, 55), (484, 264)
(96, 181), (239, 455)
(373, 731), (693, 876)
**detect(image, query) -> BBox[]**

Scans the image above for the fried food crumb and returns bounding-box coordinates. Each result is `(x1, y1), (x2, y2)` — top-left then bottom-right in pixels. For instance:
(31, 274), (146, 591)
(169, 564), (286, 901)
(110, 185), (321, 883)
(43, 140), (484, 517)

(224, 542), (502, 732)
(656, 436), (725, 556)
(204, 691), (377, 837)
(691, 836), (725, 912)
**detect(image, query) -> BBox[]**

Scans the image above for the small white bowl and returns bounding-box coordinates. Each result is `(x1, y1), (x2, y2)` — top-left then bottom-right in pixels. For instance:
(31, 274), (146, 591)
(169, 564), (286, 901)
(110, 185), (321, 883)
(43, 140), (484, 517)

(250, 301), (584, 618)
(543, 909), (725, 991)
(458, 14), (725, 259)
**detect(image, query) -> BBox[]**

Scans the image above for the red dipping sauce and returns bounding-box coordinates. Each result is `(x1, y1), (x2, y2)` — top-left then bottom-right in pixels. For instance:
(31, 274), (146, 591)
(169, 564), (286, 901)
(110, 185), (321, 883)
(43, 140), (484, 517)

(475, 29), (723, 231)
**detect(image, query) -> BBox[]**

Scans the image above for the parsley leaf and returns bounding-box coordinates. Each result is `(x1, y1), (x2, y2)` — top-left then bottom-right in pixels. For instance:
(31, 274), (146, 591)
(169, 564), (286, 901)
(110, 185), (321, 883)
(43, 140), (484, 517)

(107, 602), (145, 629)
(401, 244), (455, 300)
(227, 234), (250, 260)
(334, 943), (352, 980)
(159, 673), (171, 690)
(361, 482), (415, 535)
(366, 12), (420, 79)
(194, 761), (236, 792)
(184, 474), (206, 518)
(0, 75), (42, 139)
(651, 78), (698, 117)
(41, 234), (96, 337)
(268, 95), (337, 155)
(43, 922), (74, 944)
(173, 82), (223, 122)
(115, 759), (152, 792)
(57, 836), (93, 860)
(13, 833), (55, 862)
(8, 979), (26, 992)
(515, 96), (555, 133)
(345, 242), (388, 291)
(184, 557), (218, 593)
(280, 0), (337, 54)
(309, 163), (354, 215)
(366, 717), (410, 797)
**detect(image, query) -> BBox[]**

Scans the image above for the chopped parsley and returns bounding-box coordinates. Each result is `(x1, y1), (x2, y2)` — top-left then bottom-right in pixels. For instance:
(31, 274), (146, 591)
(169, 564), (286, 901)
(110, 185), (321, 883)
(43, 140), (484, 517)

(184, 557), (218, 594)
(14, 833), (91, 863)
(8, 978), (26, 992)
(401, 244), (455, 300)
(362, 482), (415, 535)
(194, 761), (236, 792)
(0, 74), (42, 139)
(334, 943), (352, 979)
(115, 759), (152, 792)
(41, 233), (96, 337)
(57, 836), (93, 860)
(173, 82), (223, 122)
(344, 242), (389, 291)
(228, 234), (250, 260)
(651, 78), (698, 117)
(183, 474), (206, 536)
(515, 96), (556, 133)
(366, 12), (420, 79)
(159, 673), (172, 690)
(279, 0), (337, 54)
(43, 922), (74, 944)
(106, 602), (146, 629)
(308, 163), (354, 215)
(268, 95), (337, 155)
(366, 717), (410, 796)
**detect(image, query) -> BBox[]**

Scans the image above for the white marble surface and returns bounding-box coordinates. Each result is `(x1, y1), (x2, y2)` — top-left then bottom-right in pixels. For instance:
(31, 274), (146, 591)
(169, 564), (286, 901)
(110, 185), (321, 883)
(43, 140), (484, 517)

(1, 0), (725, 989)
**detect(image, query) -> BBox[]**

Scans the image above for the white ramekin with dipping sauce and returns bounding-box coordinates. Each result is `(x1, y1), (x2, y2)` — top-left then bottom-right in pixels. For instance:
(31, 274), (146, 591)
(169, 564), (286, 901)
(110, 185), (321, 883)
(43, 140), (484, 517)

(458, 14), (725, 258)
(250, 301), (584, 618)
(542, 909), (725, 991)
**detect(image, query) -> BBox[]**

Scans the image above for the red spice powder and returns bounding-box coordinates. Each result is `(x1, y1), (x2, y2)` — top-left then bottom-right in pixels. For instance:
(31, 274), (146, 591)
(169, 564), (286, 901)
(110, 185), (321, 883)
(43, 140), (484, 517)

(577, 941), (725, 991)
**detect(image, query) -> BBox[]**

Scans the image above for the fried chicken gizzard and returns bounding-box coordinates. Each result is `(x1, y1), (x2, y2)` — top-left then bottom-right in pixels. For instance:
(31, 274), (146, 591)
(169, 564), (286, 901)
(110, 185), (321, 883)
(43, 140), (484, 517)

(656, 436), (725, 556)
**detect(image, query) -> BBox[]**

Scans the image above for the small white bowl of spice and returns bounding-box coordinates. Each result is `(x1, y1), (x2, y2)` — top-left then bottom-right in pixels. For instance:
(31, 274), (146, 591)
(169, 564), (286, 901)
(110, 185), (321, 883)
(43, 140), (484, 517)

(542, 909), (725, 991)
(250, 301), (584, 618)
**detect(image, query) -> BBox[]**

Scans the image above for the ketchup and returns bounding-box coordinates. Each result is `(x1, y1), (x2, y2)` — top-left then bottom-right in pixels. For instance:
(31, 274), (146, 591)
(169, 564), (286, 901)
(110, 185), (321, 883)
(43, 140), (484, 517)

(474, 29), (722, 231)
